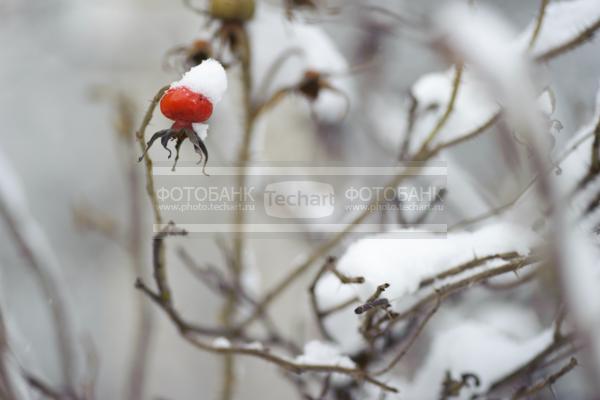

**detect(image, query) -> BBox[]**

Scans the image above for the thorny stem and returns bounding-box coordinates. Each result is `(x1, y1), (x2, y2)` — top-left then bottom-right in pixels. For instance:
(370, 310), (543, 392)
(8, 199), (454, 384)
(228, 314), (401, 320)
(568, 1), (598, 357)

(483, 269), (538, 290)
(391, 256), (538, 322)
(366, 257), (538, 348)
(417, 252), (520, 289)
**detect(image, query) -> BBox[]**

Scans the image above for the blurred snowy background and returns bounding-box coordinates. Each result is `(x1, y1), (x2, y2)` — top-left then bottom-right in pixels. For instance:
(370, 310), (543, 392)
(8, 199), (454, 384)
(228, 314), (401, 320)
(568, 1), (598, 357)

(1, 0), (600, 399)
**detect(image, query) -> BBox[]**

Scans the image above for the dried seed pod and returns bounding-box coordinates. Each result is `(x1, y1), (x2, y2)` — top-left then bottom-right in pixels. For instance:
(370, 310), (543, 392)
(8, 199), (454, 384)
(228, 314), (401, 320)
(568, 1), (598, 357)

(210, 0), (255, 21)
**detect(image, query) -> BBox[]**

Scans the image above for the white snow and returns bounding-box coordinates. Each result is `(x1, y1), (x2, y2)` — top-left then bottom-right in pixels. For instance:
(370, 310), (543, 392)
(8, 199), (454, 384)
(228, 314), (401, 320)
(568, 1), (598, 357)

(213, 337), (231, 349)
(295, 340), (355, 369)
(243, 341), (264, 351)
(314, 222), (540, 353)
(191, 122), (209, 140)
(171, 58), (228, 104)
(333, 222), (539, 302)
(538, 88), (556, 116)
(313, 274), (362, 352)
(405, 323), (553, 399)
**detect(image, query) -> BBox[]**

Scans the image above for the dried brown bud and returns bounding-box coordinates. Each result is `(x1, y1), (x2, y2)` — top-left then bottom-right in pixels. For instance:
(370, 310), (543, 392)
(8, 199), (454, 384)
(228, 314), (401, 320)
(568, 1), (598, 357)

(187, 40), (213, 67)
(298, 70), (323, 100)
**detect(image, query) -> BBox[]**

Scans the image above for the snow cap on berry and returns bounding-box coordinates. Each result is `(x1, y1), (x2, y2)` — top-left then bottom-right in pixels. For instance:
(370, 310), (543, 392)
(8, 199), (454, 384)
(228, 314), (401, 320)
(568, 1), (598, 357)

(171, 58), (228, 104)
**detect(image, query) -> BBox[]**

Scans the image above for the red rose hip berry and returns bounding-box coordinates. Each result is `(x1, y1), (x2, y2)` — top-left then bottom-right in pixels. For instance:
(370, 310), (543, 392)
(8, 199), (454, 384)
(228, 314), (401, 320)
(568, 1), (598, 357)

(160, 86), (213, 123)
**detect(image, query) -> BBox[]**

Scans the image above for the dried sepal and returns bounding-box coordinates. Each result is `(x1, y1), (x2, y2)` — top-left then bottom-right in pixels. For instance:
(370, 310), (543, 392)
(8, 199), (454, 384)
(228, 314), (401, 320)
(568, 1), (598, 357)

(138, 128), (209, 175)
(184, 128), (210, 176)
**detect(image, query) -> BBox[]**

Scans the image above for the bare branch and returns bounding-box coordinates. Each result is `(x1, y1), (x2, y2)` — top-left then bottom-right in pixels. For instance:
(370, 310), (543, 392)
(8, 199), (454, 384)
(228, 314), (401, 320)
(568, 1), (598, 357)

(528, 0), (549, 50)
(511, 357), (577, 399)
(373, 296), (440, 376)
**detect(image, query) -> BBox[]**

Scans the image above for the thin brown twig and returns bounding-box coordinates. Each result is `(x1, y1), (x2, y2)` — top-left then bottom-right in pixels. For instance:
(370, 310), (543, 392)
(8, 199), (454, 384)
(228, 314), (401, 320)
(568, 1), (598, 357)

(483, 268), (538, 290)
(255, 47), (305, 100)
(252, 87), (292, 120)
(135, 278), (228, 336)
(135, 85), (169, 225)
(535, 17), (600, 62)
(137, 276), (397, 393)
(320, 297), (360, 318)
(486, 333), (576, 394)
(182, 333), (398, 393)
(390, 256), (538, 323)
(153, 223), (186, 303)
(308, 257), (338, 341)
(418, 252), (521, 289)
(528, 0), (549, 50)
(398, 93), (419, 160)
(419, 63), (464, 153)
(373, 295), (440, 376)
